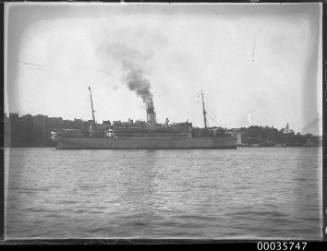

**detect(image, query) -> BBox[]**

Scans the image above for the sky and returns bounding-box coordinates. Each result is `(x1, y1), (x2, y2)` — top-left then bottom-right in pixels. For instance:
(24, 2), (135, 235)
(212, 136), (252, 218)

(4, 2), (322, 134)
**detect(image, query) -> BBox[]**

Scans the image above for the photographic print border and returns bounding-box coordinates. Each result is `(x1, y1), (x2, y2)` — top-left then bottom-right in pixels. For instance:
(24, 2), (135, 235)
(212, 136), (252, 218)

(0, 0), (325, 248)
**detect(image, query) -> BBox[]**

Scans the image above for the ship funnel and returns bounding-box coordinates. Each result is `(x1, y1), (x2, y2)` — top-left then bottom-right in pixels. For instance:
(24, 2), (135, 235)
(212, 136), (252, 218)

(146, 106), (157, 128)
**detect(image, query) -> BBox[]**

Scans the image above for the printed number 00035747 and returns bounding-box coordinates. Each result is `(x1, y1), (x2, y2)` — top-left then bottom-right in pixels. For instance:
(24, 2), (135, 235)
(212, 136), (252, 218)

(257, 242), (307, 251)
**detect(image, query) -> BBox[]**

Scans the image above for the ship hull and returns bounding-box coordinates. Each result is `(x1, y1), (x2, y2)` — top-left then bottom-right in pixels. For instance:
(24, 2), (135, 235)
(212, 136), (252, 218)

(53, 136), (237, 149)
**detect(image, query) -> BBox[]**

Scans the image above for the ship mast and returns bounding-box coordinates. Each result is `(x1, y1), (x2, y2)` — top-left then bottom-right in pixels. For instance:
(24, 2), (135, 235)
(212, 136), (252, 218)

(201, 89), (208, 129)
(88, 86), (97, 132)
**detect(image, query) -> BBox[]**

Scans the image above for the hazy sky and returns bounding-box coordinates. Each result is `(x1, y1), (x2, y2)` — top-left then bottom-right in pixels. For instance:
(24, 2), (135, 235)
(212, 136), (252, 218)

(4, 2), (322, 134)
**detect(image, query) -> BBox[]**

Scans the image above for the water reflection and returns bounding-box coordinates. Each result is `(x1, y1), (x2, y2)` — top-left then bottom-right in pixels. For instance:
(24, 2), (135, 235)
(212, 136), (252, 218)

(113, 150), (159, 235)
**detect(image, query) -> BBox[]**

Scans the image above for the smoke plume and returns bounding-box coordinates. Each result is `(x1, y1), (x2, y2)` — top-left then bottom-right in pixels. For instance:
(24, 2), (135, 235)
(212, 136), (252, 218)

(124, 69), (154, 108)
(110, 43), (154, 109)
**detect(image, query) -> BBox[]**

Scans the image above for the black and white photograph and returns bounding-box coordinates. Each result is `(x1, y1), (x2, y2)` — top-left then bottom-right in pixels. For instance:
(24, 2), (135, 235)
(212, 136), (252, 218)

(3, 2), (323, 241)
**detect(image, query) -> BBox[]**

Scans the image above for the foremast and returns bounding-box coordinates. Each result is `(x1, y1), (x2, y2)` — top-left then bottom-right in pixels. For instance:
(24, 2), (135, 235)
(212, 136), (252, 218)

(88, 86), (97, 133)
(201, 90), (208, 129)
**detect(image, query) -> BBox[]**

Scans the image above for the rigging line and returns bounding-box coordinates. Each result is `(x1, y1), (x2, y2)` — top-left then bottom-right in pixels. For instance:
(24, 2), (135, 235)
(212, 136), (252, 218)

(203, 103), (219, 120)
(16, 60), (45, 70)
(83, 66), (111, 75)
(16, 63), (45, 71)
(195, 93), (221, 125)
(195, 92), (225, 126)
(16, 59), (43, 67)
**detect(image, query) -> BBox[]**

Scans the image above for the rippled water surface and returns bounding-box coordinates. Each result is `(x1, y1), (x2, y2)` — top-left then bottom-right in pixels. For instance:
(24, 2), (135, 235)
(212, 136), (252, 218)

(5, 147), (322, 239)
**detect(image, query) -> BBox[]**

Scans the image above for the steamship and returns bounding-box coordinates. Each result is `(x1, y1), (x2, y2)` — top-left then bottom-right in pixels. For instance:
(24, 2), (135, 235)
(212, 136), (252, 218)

(51, 87), (237, 149)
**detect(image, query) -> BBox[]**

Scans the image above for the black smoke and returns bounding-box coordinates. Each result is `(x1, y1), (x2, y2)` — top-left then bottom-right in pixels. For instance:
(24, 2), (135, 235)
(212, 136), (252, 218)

(124, 69), (154, 109)
(110, 43), (154, 109)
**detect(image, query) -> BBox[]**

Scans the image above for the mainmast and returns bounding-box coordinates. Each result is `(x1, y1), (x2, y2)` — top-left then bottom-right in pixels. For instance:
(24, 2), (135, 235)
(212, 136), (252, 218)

(201, 89), (208, 129)
(88, 86), (97, 132)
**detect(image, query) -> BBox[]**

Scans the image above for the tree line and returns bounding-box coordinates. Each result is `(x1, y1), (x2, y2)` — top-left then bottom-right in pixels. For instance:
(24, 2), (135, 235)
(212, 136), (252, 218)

(235, 125), (321, 147)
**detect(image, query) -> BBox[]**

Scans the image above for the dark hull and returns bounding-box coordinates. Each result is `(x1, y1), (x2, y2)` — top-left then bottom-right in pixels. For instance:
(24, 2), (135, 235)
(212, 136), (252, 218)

(53, 136), (237, 149)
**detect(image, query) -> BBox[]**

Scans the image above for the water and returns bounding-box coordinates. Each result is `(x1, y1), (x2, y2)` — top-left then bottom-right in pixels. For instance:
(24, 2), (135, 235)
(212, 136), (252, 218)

(4, 147), (322, 239)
